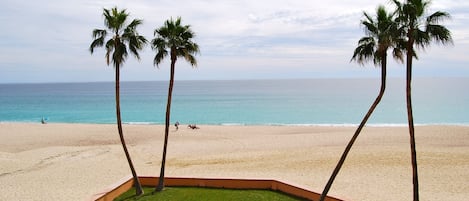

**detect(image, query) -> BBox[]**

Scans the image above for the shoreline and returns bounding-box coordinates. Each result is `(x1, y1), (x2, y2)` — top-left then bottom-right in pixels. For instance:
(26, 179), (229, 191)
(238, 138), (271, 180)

(2, 121), (469, 127)
(1, 123), (468, 200)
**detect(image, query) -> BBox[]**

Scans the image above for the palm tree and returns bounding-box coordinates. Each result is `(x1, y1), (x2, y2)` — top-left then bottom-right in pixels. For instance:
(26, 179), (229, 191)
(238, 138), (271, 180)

(392, 0), (452, 200)
(152, 17), (199, 192)
(319, 5), (403, 201)
(89, 7), (147, 196)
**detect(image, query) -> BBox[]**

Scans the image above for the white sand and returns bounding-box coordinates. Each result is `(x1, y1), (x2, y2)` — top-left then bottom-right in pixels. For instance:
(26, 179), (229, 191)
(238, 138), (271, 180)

(0, 123), (468, 201)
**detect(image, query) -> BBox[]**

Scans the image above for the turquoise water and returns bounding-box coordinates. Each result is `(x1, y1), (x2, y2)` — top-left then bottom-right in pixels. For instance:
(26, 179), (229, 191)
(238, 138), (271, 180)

(0, 78), (468, 126)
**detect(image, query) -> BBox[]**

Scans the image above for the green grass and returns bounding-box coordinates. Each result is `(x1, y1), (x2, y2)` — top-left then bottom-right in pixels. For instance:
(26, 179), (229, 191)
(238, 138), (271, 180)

(115, 187), (308, 201)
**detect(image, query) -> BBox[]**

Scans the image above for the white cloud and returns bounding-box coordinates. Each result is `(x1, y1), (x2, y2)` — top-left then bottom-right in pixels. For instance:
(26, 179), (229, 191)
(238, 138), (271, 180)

(0, 0), (468, 83)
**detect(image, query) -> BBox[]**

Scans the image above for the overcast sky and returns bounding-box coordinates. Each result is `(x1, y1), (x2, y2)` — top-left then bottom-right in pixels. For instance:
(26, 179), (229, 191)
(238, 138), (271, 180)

(0, 0), (468, 83)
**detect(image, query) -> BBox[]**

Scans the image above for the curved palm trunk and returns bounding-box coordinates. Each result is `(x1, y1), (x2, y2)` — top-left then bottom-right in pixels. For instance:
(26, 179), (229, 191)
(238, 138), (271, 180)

(115, 64), (144, 195)
(156, 53), (177, 192)
(406, 34), (419, 201)
(319, 55), (387, 201)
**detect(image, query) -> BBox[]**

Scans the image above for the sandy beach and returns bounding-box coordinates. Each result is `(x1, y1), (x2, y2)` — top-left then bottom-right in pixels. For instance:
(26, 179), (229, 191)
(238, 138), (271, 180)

(0, 123), (468, 201)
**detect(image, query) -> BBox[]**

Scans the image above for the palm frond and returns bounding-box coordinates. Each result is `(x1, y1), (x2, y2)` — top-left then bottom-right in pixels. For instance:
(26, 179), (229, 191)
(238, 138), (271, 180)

(414, 28), (430, 49)
(352, 4), (401, 68)
(105, 39), (115, 66)
(392, 47), (404, 63)
(151, 38), (167, 50)
(92, 29), (107, 39)
(90, 29), (107, 53)
(427, 11), (451, 24)
(112, 42), (127, 68)
(153, 49), (168, 67)
(187, 42), (200, 55)
(351, 37), (376, 65)
(123, 19), (147, 60)
(92, 7), (146, 68)
(184, 53), (198, 67)
(127, 19), (143, 31)
(362, 20), (377, 36)
(130, 35), (148, 60)
(426, 24), (453, 45)
(103, 7), (128, 34)
(103, 8), (112, 29)
(151, 17), (199, 68)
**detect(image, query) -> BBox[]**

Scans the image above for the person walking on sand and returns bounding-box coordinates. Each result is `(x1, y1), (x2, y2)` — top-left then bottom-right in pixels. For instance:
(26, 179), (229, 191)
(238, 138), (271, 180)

(175, 121), (180, 130)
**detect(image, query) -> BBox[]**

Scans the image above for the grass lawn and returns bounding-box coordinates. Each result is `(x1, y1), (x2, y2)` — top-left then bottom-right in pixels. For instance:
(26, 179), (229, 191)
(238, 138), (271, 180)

(115, 187), (308, 201)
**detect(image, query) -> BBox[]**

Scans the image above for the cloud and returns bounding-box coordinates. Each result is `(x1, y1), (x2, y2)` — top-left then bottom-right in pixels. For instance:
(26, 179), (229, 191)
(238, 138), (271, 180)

(0, 0), (468, 83)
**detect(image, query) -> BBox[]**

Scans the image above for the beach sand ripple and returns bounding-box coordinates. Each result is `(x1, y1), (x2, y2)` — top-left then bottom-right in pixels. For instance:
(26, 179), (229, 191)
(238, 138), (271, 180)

(0, 123), (468, 201)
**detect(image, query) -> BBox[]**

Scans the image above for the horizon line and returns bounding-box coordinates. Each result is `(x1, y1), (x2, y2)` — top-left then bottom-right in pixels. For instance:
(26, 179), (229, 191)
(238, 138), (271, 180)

(1, 75), (468, 85)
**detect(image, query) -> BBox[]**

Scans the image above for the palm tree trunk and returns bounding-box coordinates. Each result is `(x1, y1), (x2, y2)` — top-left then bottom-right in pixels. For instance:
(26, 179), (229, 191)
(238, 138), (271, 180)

(115, 64), (144, 196)
(319, 56), (387, 201)
(406, 37), (419, 201)
(156, 55), (177, 192)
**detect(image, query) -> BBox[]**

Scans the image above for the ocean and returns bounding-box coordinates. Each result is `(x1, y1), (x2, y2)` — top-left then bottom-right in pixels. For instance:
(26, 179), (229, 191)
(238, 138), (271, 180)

(0, 78), (468, 126)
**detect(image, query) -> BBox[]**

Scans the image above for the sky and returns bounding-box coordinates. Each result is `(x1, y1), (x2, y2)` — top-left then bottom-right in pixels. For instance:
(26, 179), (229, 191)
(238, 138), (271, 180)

(0, 0), (468, 83)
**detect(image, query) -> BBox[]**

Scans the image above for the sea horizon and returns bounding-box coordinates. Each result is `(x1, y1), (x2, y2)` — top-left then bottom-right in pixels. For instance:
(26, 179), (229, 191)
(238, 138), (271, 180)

(1, 77), (468, 126)
(2, 75), (469, 85)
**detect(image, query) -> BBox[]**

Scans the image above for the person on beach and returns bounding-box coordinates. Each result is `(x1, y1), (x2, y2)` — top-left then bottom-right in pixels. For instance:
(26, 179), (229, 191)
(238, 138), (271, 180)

(175, 121), (180, 130)
(41, 117), (47, 124)
(188, 124), (199, 129)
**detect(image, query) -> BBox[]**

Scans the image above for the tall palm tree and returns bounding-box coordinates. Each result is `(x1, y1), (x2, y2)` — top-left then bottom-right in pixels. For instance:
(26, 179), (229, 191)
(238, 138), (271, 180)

(89, 7), (147, 196)
(392, 0), (452, 200)
(152, 17), (199, 192)
(319, 5), (403, 201)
